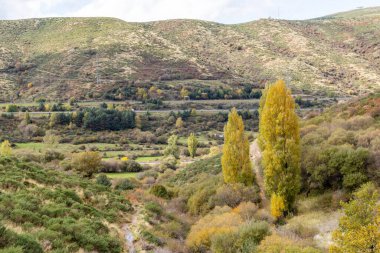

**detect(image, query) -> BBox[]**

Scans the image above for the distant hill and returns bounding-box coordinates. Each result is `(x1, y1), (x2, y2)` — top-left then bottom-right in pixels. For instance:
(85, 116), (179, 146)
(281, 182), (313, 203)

(0, 7), (379, 101)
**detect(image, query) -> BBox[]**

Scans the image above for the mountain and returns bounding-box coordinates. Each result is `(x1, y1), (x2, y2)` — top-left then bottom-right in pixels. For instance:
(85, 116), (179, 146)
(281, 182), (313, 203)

(0, 7), (379, 102)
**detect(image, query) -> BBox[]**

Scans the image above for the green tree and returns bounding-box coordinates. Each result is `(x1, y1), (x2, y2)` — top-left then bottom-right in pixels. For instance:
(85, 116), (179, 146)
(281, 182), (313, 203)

(221, 108), (253, 186)
(259, 80), (300, 212)
(24, 112), (31, 124)
(0, 140), (12, 156)
(164, 135), (179, 159)
(43, 130), (61, 148)
(188, 133), (199, 158)
(330, 182), (379, 253)
(72, 151), (102, 177)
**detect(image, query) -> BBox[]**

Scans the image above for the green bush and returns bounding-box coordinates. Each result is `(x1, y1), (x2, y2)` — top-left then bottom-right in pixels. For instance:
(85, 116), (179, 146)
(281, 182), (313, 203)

(120, 160), (143, 172)
(211, 221), (270, 253)
(150, 184), (172, 199)
(96, 174), (112, 187)
(144, 201), (163, 216)
(44, 150), (65, 162)
(114, 179), (134, 190)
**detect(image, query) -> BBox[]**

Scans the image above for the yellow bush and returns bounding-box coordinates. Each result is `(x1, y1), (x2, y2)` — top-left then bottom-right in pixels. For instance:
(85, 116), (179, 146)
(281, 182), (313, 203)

(121, 156), (129, 161)
(0, 140), (12, 156)
(258, 234), (322, 253)
(186, 211), (242, 250)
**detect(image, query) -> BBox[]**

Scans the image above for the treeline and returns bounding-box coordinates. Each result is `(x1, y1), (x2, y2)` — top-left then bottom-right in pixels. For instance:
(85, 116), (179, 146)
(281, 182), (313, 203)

(50, 108), (135, 131)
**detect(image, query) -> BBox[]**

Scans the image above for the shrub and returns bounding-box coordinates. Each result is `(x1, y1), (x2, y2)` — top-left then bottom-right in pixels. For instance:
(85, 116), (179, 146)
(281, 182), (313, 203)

(72, 151), (102, 177)
(44, 150), (65, 162)
(96, 174), (112, 187)
(232, 202), (258, 221)
(120, 160), (143, 172)
(258, 234), (322, 253)
(211, 183), (260, 208)
(211, 221), (270, 253)
(186, 211), (242, 251)
(144, 201), (163, 216)
(5, 104), (18, 112)
(114, 179), (134, 190)
(150, 185), (172, 199)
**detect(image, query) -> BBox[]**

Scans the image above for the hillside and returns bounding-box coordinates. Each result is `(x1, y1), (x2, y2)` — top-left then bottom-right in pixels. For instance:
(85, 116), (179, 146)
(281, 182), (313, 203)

(0, 157), (132, 252)
(0, 7), (380, 101)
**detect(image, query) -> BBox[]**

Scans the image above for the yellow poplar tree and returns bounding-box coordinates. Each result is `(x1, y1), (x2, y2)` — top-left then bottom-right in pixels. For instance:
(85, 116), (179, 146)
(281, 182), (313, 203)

(188, 133), (198, 158)
(270, 193), (285, 220)
(222, 108), (254, 186)
(259, 80), (300, 212)
(176, 117), (184, 129)
(0, 140), (12, 156)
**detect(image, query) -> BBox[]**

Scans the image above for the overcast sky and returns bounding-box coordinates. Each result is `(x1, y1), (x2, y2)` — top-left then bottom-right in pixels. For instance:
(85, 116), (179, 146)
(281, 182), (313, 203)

(0, 0), (380, 23)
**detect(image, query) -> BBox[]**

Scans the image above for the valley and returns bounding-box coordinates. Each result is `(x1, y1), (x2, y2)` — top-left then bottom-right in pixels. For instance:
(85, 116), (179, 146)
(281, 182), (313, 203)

(0, 6), (379, 253)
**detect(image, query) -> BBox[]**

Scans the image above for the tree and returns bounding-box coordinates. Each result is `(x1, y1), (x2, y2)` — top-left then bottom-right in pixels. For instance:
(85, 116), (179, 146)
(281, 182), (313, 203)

(0, 140), (12, 156)
(135, 114), (142, 129)
(43, 130), (61, 148)
(188, 133), (199, 158)
(180, 87), (189, 99)
(221, 108), (253, 186)
(164, 135), (179, 159)
(176, 117), (184, 129)
(72, 151), (102, 177)
(270, 193), (285, 220)
(259, 80), (300, 212)
(24, 112), (31, 124)
(330, 182), (379, 253)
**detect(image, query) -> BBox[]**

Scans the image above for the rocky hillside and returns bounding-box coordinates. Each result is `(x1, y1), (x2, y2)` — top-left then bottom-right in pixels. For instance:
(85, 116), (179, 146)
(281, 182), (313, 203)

(0, 7), (379, 101)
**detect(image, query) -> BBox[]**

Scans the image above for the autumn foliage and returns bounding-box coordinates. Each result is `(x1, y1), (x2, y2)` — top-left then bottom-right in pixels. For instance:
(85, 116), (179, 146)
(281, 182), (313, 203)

(259, 80), (301, 213)
(222, 108), (254, 186)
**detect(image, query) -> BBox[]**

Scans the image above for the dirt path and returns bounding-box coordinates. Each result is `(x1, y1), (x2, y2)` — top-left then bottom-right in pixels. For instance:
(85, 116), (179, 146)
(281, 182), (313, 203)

(123, 198), (148, 253)
(250, 139), (268, 208)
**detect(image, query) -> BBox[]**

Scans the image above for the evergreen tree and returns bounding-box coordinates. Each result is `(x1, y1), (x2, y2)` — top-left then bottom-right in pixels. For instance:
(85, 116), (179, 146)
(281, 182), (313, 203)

(221, 108), (253, 186)
(188, 133), (198, 158)
(259, 80), (300, 212)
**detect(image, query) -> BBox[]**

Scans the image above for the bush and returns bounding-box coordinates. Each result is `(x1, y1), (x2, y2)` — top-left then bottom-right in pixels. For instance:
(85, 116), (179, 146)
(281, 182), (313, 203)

(114, 179), (134, 190)
(211, 183), (260, 208)
(211, 221), (270, 253)
(120, 160), (143, 172)
(145, 201), (163, 216)
(150, 185), (172, 199)
(258, 234), (322, 253)
(72, 151), (102, 177)
(96, 174), (112, 187)
(186, 210), (242, 251)
(44, 150), (65, 162)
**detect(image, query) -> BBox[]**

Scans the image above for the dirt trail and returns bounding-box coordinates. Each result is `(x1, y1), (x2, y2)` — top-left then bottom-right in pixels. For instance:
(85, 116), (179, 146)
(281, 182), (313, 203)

(123, 198), (148, 253)
(250, 139), (268, 208)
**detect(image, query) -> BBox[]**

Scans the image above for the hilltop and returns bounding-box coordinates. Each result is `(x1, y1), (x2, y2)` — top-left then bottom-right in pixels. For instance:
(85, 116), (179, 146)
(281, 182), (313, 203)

(0, 7), (379, 101)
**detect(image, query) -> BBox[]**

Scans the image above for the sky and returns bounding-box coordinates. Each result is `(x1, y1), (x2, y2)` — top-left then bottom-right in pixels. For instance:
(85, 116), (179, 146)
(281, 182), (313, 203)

(0, 0), (380, 23)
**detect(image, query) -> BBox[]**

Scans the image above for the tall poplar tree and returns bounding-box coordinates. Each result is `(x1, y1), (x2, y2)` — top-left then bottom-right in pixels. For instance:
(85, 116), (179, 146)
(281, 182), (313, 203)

(188, 133), (198, 158)
(222, 108), (253, 186)
(259, 80), (300, 212)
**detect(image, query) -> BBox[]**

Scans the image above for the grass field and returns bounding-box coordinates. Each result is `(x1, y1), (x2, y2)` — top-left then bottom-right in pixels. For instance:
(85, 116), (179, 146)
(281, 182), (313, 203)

(135, 156), (162, 162)
(103, 172), (138, 179)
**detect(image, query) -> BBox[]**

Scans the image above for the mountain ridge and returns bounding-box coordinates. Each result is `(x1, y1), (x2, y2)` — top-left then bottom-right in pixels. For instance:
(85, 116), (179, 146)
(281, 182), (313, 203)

(0, 7), (379, 101)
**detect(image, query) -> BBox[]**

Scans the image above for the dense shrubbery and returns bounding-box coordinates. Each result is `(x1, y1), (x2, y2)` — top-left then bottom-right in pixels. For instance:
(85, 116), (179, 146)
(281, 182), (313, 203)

(101, 159), (143, 173)
(0, 157), (131, 252)
(300, 94), (380, 194)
